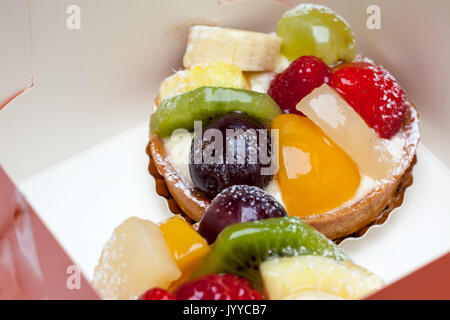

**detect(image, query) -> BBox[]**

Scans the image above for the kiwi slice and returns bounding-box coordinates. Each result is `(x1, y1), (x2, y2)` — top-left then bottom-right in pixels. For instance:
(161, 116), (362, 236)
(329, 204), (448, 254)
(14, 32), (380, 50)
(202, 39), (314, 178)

(150, 86), (282, 137)
(190, 217), (349, 291)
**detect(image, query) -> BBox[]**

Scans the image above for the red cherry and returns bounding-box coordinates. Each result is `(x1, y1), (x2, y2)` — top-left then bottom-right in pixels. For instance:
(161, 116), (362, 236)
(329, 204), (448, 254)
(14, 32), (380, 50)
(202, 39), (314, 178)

(173, 274), (263, 300)
(138, 288), (176, 300)
(268, 55), (331, 115)
(330, 61), (406, 139)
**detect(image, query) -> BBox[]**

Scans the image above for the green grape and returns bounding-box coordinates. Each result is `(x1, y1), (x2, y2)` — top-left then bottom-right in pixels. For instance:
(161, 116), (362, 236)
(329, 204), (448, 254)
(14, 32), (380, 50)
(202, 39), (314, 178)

(277, 4), (356, 65)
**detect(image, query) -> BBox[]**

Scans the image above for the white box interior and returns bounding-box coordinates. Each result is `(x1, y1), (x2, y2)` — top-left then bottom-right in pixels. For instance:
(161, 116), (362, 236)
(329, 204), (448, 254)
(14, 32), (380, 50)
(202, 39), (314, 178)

(1, 0), (449, 284)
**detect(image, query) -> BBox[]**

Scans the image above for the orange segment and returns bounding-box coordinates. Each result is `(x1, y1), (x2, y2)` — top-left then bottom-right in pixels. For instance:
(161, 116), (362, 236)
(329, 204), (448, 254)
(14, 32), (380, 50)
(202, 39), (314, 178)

(272, 114), (360, 217)
(296, 84), (395, 181)
(159, 216), (210, 287)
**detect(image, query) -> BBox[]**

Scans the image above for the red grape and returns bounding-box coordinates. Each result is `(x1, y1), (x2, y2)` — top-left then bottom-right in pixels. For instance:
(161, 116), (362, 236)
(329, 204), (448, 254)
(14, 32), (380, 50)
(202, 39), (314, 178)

(189, 113), (274, 198)
(198, 185), (287, 244)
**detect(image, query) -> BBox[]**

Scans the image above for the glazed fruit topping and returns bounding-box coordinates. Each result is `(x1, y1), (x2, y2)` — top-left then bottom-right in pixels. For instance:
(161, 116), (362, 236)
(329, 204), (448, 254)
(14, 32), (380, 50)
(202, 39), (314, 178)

(277, 4), (356, 65)
(198, 185), (288, 244)
(189, 113), (274, 198)
(191, 217), (348, 290)
(159, 216), (210, 289)
(268, 55), (331, 115)
(272, 114), (360, 217)
(138, 288), (176, 300)
(330, 61), (406, 139)
(150, 86), (281, 137)
(296, 84), (395, 181)
(174, 274), (263, 300)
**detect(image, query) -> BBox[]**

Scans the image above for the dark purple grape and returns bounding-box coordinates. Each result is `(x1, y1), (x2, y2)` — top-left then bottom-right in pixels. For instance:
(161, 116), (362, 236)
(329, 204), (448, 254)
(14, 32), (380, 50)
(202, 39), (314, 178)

(189, 113), (274, 198)
(198, 185), (287, 244)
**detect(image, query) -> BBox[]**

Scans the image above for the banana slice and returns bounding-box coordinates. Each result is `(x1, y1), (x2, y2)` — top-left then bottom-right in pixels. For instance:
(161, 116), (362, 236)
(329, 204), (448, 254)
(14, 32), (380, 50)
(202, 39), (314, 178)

(183, 26), (281, 72)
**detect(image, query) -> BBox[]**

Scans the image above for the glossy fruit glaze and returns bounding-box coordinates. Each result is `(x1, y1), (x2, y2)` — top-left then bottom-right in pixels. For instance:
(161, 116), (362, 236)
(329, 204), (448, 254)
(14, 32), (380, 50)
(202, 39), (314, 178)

(159, 216), (210, 285)
(268, 55), (331, 115)
(272, 114), (360, 217)
(277, 4), (356, 65)
(331, 61), (406, 139)
(174, 274), (263, 300)
(198, 185), (287, 244)
(189, 113), (274, 198)
(138, 288), (176, 300)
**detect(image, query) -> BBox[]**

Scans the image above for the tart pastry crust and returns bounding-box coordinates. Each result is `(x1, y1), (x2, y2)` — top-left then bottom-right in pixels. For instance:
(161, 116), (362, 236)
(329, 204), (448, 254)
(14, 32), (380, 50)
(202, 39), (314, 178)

(147, 102), (419, 241)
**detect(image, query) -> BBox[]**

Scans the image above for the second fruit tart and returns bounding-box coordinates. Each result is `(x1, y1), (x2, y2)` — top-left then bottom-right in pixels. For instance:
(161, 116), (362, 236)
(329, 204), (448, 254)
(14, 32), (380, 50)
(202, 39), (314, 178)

(94, 206), (383, 300)
(147, 3), (420, 240)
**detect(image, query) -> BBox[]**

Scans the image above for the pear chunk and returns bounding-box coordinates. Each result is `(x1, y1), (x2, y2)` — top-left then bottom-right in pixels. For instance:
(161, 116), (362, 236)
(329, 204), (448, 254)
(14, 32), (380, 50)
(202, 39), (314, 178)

(297, 84), (396, 181)
(93, 217), (181, 300)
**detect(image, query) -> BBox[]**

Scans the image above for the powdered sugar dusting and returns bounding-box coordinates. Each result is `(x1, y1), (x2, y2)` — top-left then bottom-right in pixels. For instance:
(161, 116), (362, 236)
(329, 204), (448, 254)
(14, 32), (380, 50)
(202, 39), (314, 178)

(93, 217), (180, 299)
(93, 232), (126, 300)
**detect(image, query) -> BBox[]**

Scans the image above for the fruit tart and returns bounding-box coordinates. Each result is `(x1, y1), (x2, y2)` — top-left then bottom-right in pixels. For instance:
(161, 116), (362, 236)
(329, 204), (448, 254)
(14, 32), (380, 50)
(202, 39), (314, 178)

(147, 3), (420, 241)
(93, 210), (384, 299)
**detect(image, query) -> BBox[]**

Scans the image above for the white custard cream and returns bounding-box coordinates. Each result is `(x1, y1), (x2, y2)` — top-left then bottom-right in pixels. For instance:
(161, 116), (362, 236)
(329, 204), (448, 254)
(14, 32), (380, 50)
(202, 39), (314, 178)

(163, 131), (195, 185)
(246, 54), (291, 93)
(161, 54), (408, 211)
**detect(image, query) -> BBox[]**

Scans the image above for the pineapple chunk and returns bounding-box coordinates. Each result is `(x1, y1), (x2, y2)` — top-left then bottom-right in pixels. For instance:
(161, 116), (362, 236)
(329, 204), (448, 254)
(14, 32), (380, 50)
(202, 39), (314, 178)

(284, 291), (344, 300)
(158, 70), (191, 102)
(158, 62), (249, 101)
(93, 217), (181, 300)
(261, 255), (383, 300)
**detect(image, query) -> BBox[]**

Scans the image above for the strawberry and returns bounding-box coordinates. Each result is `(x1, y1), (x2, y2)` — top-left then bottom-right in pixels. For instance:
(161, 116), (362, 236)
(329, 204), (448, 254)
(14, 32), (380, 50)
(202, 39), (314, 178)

(330, 61), (406, 139)
(173, 274), (263, 300)
(268, 55), (331, 115)
(138, 288), (176, 300)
